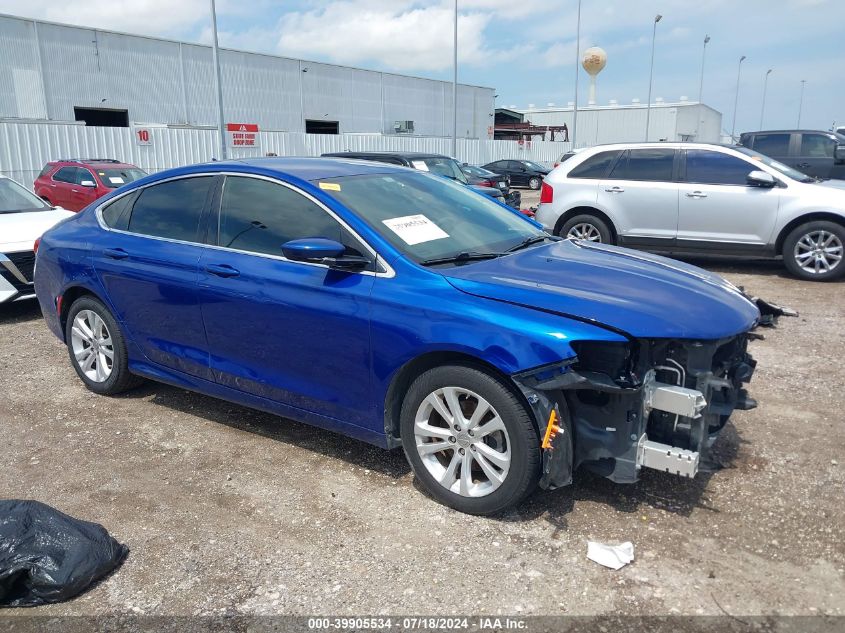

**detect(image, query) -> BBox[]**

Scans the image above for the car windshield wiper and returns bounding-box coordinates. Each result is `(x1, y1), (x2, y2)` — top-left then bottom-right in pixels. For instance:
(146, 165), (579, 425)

(506, 234), (556, 252)
(419, 251), (505, 266)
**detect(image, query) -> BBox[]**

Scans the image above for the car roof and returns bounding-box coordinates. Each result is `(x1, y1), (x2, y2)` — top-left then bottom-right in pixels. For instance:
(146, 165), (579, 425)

(323, 151), (451, 160)
(203, 157), (409, 180)
(742, 129), (837, 135)
(50, 159), (138, 168)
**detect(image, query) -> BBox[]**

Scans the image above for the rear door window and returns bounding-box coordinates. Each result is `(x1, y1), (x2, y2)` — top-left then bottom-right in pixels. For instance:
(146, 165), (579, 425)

(751, 133), (791, 156)
(127, 176), (213, 242)
(608, 148), (675, 182)
(52, 167), (77, 184)
(800, 134), (836, 158)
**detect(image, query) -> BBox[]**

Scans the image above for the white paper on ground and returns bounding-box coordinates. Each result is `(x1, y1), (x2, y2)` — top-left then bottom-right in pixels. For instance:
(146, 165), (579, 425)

(382, 214), (449, 245)
(586, 541), (634, 570)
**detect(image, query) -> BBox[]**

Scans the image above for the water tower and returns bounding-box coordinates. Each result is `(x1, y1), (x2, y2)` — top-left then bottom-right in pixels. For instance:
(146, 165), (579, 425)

(581, 46), (607, 105)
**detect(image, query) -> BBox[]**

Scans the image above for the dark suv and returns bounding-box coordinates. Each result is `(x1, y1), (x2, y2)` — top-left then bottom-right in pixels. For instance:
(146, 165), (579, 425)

(739, 130), (845, 181)
(321, 151), (521, 209)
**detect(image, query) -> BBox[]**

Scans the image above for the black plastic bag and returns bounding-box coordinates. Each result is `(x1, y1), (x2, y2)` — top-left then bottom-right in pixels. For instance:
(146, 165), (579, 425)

(0, 500), (128, 607)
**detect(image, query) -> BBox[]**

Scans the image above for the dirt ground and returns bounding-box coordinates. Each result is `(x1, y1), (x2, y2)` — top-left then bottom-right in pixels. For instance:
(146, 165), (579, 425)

(1, 204), (844, 620)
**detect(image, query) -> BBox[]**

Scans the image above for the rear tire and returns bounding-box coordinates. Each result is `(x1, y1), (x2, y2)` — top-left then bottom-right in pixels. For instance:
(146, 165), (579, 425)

(528, 176), (542, 190)
(400, 365), (540, 515)
(782, 221), (845, 281)
(558, 213), (613, 244)
(65, 296), (143, 395)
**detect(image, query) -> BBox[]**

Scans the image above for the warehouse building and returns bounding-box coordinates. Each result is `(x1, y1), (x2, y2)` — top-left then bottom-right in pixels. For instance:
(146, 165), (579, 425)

(501, 100), (723, 145)
(0, 13), (495, 139)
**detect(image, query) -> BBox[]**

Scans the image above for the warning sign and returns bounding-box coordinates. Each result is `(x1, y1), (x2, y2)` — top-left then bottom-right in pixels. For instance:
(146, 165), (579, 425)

(226, 123), (260, 148)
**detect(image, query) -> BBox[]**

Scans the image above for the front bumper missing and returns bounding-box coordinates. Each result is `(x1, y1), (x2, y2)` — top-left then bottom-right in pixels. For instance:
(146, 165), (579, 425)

(637, 435), (699, 478)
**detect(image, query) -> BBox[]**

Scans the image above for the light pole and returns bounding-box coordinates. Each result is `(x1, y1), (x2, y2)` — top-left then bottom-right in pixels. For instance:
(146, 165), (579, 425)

(696, 34), (710, 139)
(797, 79), (806, 127)
(572, 0), (582, 148)
(451, 0), (458, 157)
(730, 55), (746, 142)
(644, 13), (662, 141)
(210, 0), (227, 159)
(759, 68), (772, 129)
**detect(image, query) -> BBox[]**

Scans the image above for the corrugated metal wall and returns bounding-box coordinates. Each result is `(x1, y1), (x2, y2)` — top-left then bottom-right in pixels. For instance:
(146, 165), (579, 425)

(520, 104), (723, 145)
(0, 14), (495, 139)
(0, 121), (571, 186)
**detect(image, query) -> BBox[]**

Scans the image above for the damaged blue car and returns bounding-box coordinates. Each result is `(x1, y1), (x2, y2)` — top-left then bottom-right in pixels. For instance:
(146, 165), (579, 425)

(35, 158), (771, 515)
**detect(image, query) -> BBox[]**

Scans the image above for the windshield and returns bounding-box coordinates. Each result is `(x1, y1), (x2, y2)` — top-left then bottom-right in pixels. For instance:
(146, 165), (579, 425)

(415, 157), (468, 185)
(732, 147), (811, 181)
(0, 178), (51, 214)
(95, 167), (147, 189)
(318, 172), (543, 265)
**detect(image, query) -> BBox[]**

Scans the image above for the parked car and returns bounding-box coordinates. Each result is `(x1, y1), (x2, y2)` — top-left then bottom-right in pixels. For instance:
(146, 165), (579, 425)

(536, 142), (845, 281)
(459, 164), (522, 210)
(0, 176), (74, 304)
(482, 159), (550, 190)
(738, 130), (845, 181)
(34, 159), (147, 212)
(36, 157), (766, 515)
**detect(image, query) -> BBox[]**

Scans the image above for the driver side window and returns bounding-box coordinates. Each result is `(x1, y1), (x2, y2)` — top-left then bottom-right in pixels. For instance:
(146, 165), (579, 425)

(217, 176), (367, 261)
(684, 150), (756, 186)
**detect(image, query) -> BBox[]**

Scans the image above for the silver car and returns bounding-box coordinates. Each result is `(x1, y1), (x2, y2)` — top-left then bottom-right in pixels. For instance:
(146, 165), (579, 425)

(535, 142), (845, 281)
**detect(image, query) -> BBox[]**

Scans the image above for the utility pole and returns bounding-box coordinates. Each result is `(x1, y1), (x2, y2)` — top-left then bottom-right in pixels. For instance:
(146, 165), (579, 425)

(571, 0), (582, 148)
(797, 79), (806, 127)
(645, 14), (662, 141)
(730, 55), (746, 142)
(759, 68), (772, 129)
(452, 0), (458, 157)
(696, 35), (709, 138)
(210, 0), (227, 159)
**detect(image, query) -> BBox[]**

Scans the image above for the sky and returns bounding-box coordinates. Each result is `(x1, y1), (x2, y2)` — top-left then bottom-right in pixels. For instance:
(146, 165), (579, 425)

(1, 0), (842, 134)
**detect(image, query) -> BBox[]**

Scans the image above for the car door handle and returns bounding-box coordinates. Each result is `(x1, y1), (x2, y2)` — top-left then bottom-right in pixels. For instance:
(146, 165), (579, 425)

(686, 191), (708, 198)
(205, 264), (240, 278)
(797, 162), (811, 168)
(71, 189), (79, 193)
(604, 186), (625, 193)
(104, 248), (129, 260)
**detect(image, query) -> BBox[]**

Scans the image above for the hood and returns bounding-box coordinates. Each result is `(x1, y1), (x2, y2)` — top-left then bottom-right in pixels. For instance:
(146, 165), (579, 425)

(0, 208), (75, 252)
(817, 178), (845, 191)
(441, 240), (760, 340)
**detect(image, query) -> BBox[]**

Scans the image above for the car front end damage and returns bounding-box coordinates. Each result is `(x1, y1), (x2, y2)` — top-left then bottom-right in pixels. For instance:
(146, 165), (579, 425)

(513, 330), (763, 489)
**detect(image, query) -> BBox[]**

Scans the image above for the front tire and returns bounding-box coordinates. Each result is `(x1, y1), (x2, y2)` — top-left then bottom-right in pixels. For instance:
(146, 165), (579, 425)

(65, 296), (143, 395)
(558, 213), (613, 244)
(400, 365), (540, 515)
(528, 176), (542, 190)
(782, 221), (845, 281)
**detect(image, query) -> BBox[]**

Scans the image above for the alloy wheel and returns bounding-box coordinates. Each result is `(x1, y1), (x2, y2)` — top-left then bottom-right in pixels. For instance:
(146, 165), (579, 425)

(70, 309), (114, 383)
(414, 386), (511, 498)
(793, 229), (843, 275)
(567, 222), (603, 242)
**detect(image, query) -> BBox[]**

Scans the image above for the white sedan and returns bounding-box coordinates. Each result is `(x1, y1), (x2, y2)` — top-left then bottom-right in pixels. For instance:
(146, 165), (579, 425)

(0, 176), (75, 304)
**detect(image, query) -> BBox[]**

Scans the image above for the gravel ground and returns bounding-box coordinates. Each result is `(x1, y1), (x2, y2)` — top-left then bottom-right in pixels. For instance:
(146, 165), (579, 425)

(1, 211), (844, 619)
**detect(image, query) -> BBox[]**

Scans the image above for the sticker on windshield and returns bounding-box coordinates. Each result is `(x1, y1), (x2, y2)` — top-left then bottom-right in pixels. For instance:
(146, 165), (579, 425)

(382, 214), (449, 245)
(411, 161), (430, 171)
(319, 182), (341, 191)
(108, 176), (125, 184)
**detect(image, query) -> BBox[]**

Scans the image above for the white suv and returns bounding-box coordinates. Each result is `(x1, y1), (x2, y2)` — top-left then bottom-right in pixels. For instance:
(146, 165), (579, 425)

(535, 142), (845, 281)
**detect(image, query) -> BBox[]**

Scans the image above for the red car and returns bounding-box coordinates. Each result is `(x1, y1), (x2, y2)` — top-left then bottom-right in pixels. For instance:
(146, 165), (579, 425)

(34, 159), (146, 212)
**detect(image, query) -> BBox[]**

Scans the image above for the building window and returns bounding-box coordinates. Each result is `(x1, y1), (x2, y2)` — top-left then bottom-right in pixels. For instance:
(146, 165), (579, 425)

(74, 107), (129, 128)
(305, 120), (339, 134)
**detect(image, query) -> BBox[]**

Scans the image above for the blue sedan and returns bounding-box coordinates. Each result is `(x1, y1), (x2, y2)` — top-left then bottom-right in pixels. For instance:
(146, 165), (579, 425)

(35, 158), (762, 515)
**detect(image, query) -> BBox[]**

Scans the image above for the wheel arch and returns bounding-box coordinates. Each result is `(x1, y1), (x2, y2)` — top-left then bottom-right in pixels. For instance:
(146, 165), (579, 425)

(58, 285), (106, 342)
(553, 206), (619, 244)
(382, 351), (531, 447)
(775, 212), (845, 254)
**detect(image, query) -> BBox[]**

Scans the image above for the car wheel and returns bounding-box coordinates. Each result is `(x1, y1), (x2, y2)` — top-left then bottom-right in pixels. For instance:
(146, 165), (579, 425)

(559, 214), (613, 244)
(65, 296), (143, 395)
(782, 221), (845, 281)
(528, 176), (542, 190)
(400, 365), (540, 515)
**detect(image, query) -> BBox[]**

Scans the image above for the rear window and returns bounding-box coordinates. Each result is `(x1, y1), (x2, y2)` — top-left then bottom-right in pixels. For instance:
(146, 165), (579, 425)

(751, 133), (790, 156)
(38, 164), (54, 178)
(567, 150), (621, 179)
(126, 176), (213, 242)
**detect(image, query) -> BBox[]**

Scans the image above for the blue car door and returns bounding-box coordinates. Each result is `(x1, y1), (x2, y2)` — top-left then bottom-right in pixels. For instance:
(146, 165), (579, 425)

(92, 175), (216, 380)
(197, 175), (376, 428)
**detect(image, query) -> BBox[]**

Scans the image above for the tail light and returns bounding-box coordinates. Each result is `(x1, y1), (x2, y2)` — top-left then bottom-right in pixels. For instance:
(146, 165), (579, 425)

(479, 180), (494, 187)
(539, 182), (554, 204)
(34, 237), (41, 254)
(554, 162), (560, 168)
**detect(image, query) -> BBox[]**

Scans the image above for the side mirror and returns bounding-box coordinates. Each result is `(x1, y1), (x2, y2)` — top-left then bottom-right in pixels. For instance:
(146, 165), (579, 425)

(80, 180), (96, 188)
(281, 238), (369, 270)
(747, 170), (776, 188)
(835, 145), (845, 162)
